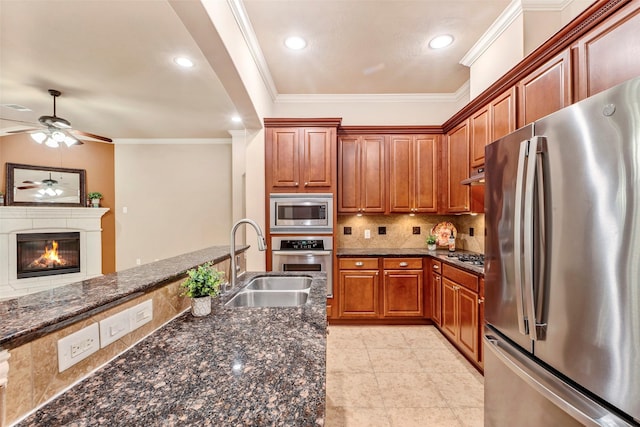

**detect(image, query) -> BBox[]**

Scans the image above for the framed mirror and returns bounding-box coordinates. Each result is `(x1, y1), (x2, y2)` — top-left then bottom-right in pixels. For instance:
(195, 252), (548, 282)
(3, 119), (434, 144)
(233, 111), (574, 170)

(5, 163), (86, 207)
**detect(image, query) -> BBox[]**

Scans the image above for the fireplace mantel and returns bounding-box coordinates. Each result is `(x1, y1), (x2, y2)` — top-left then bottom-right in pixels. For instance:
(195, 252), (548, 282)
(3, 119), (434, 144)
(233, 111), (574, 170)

(0, 206), (109, 299)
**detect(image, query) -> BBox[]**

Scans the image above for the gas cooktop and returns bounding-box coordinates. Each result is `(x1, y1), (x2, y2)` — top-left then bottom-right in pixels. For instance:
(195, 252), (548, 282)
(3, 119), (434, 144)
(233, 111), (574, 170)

(447, 253), (485, 266)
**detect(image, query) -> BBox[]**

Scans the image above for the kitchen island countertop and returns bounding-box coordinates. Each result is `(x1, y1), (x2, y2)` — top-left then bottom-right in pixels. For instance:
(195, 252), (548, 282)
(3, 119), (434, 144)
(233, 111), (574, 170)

(17, 271), (327, 426)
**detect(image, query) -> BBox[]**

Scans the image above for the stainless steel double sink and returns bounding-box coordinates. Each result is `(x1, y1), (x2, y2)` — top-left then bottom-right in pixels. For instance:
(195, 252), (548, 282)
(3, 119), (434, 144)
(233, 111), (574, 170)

(224, 275), (312, 308)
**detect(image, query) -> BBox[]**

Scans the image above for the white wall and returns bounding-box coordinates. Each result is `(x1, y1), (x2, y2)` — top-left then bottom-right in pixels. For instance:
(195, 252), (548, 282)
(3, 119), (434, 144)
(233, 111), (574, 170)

(523, 10), (562, 56)
(114, 142), (232, 270)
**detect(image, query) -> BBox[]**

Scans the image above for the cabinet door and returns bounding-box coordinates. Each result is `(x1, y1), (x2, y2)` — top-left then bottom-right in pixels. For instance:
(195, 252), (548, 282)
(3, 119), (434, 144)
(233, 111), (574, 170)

(431, 272), (442, 326)
(383, 270), (423, 317)
(518, 49), (572, 127)
(361, 136), (386, 213)
(270, 128), (300, 189)
(491, 87), (517, 141)
(339, 270), (380, 318)
(413, 135), (438, 213)
(577, 4), (640, 100)
(470, 106), (490, 168)
(458, 286), (479, 362)
(478, 277), (485, 368)
(302, 128), (334, 189)
(445, 121), (470, 213)
(388, 135), (412, 212)
(338, 136), (360, 213)
(441, 278), (458, 341)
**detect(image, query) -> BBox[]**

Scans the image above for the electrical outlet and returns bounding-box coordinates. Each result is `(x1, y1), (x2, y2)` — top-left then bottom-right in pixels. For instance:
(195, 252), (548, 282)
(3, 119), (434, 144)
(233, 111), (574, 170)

(469, 227), (474, 237)
(344, 226), (352, 235)
(99, 309), (131, 348)
(364, 229), (371, 239)
(136, 258), (141, 265)
(413, 226), (421, 235)
(58, 323), (100, 372)
(130, 299), (153, 331)
(378, 226), (386, 235)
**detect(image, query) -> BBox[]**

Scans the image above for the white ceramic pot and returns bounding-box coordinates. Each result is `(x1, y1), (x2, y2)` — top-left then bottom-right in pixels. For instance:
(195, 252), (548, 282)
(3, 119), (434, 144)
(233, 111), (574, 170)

(427, 243), (437, 251)
(91, 198), (100, 207)
(191, 296), (212, 317)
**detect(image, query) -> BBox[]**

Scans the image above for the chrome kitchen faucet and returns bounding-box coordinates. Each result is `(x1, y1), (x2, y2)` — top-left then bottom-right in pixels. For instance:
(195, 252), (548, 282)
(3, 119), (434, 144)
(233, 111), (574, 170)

(228, 218), (266, 291)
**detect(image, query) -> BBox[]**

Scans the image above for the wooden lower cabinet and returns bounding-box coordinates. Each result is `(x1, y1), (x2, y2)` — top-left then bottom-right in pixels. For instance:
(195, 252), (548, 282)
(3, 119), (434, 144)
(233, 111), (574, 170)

(337, 257), (425, 320)
(439, 264), (481, 368)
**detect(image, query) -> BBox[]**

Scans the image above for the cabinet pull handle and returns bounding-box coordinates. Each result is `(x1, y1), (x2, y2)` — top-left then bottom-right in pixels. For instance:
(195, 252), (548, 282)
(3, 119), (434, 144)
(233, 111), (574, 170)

(433, 265), (439, 270)
(355, 262), (364, 267)
(294, 182), (299, 186)
(399, 262), (408, 267)
(479, 298), (485, 305)
(304, 182), (308, 186)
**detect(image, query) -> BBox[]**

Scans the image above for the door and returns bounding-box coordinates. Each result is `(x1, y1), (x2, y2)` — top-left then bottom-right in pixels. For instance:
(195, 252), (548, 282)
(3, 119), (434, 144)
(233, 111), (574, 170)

(431, 272), (442, 326)
(302, 128), (334, 189)
(529, 78), (640, 420)
(383, 270), (423, 317)
(484, 124), (534, 352)
(445, 121), (470, 213)
(440, 278), (458, 341)
(457, 286), (478, 361)
(339, 270), (380, 318)
(413, 135), (438, 213)
(270, 128), (300, 189)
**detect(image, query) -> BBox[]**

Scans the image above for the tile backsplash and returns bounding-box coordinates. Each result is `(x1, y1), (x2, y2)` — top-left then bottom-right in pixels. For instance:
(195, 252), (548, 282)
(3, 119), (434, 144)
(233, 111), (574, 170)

(337, 214), (485, 253)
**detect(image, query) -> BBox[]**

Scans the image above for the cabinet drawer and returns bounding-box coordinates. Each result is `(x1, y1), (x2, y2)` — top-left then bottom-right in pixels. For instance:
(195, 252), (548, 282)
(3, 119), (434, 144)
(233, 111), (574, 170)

(442, 263), (479, 292)
(339, 258), (379, 270)
(430, 259), (443, 274)
(383, 258), (422, 269)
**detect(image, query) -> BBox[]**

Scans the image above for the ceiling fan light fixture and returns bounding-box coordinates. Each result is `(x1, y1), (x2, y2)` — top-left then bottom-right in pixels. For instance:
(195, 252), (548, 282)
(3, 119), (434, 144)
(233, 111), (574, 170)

(55, 189), (63, 196)
(285, 36), (307, 50)
(31, 132), (47, 144)
(45, 138), (59, 148)
(429, 34), (454, 49)
(63, 135), (80, 147)
(51, 130), (66, 142)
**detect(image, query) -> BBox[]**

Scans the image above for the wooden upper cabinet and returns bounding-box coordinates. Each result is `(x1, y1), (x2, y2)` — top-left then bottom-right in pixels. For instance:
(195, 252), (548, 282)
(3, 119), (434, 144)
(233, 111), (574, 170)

(388, 135), (438, 213)
(338, 135), (385, 214)
(518, 49), (572, 127)
(470, 107), (490, 168)
(269, 128), (300, 189)
(303, 128), (334, 189)
(491, 87), (517, 141)
(265, 119), (339, 193)
(576, 3), (640, 101)
(445, 121), (470, 213)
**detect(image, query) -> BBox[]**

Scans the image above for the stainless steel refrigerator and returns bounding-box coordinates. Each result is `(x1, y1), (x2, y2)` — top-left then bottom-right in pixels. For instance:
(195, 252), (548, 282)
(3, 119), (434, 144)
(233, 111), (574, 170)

(484, 77), (640, 426)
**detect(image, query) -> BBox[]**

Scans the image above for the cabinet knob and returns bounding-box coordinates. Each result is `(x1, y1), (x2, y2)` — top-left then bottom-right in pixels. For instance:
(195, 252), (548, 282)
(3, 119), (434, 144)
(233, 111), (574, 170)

(399, 262), (408, 267)
(433, 265), (439, 270)
(304, 182), (308, 186)
(479, 298), (485, 305)
(355, 261), (364, 267)
(294, 182), (299, 186)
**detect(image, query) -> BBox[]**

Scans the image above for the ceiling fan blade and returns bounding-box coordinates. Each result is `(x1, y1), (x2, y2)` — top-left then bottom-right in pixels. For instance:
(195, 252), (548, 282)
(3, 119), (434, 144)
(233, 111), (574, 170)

(0, 117), (39, 126)
(70, 129), (112, 143)
(17, 185), (39, 190)
(6, 128), (41, 134)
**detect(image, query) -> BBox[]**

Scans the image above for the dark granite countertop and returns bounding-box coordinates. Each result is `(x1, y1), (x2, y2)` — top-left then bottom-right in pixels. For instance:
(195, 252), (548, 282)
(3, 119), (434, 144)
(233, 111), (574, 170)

(18, 271), (327, 427)
(0, 245), (248, 350)
(336, 247), (484, 275)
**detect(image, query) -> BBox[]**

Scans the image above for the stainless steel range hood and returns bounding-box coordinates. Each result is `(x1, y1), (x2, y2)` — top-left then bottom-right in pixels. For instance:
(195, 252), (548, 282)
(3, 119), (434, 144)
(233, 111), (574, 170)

(461, 168), (485, 185)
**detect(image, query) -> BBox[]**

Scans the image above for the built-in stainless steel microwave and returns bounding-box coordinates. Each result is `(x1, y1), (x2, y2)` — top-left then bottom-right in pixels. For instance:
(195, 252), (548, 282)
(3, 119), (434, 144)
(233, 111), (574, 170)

(269, 193), (333, 234)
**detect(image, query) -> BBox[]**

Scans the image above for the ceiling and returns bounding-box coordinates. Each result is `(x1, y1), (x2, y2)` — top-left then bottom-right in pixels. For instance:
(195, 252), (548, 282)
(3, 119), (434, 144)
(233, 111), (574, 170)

(0, 0), (515, 141)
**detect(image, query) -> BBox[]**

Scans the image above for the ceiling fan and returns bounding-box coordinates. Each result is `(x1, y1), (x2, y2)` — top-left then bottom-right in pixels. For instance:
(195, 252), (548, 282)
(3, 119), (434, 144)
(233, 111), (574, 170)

(1, 89), (113, 147)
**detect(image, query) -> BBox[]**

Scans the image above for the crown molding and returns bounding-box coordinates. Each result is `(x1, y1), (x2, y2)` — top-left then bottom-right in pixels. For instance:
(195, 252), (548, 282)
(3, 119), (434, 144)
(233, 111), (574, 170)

(227, 0), (279, 102)
(115, 138), (231, 145)
(460, 0), (572, 67)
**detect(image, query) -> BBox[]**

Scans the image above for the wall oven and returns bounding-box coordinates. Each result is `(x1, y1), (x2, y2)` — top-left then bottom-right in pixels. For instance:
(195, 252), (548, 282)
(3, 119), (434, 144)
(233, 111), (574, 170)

(269, 193), (333, 234)
(271, 236), (333, 297)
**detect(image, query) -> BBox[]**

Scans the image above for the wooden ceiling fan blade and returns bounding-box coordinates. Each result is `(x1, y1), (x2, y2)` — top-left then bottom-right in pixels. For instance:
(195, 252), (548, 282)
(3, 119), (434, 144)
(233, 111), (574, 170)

(0, 117), (39, 126)
(70, 129), (112, 143)
(17, 185), (39, 190)
(6, 128), (41, 134)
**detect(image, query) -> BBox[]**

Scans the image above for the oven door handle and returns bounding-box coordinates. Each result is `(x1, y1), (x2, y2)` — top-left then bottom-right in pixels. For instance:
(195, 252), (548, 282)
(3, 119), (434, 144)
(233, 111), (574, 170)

(272, 250), (333, 256)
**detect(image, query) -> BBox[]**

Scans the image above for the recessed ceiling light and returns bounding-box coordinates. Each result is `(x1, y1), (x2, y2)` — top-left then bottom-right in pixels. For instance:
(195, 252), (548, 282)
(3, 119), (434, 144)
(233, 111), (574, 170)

(284, 36), (307, 50)
(231, 115), (242, 123)
(429, 34), (454, 49)
(174, 57), (194, 68)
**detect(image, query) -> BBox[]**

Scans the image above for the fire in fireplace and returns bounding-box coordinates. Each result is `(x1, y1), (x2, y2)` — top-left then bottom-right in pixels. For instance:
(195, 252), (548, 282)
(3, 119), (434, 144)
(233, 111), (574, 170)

(17, 232), (81, 278)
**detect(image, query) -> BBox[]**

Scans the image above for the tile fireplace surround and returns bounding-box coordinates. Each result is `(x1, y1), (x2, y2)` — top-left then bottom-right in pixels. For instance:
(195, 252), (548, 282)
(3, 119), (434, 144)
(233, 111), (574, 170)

(0, 206), (108, 299)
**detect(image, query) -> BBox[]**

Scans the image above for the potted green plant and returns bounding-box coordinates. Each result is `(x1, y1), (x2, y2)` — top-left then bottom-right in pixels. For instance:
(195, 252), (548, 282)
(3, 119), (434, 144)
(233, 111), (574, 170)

(426, 234), (437, 251)
(180, 262), (224, 316)
(88, 191), (103, 207)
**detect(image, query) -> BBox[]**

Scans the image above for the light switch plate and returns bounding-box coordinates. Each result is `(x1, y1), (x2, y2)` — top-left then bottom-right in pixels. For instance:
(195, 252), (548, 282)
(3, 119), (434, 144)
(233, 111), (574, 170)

(130, 299), (153, 331)
(57, 323), (100, 372)
(99, 309), (131, 348)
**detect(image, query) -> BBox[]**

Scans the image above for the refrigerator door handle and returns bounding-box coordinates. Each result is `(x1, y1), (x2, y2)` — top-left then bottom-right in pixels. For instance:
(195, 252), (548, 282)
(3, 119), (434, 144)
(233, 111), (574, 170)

(484, 334), (635, 427)
(514, 140), (529, 335)
(523, 136), (539, 341)
(534, 137), (548, 339)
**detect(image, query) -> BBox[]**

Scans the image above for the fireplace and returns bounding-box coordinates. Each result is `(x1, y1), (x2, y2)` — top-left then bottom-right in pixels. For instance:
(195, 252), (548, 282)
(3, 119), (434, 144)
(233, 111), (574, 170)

(17, 232), (81, 279)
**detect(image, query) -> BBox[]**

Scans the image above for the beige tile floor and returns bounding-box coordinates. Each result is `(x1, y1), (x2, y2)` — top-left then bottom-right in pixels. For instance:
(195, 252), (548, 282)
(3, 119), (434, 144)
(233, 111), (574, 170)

(326, 325), (484, 427)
